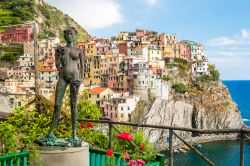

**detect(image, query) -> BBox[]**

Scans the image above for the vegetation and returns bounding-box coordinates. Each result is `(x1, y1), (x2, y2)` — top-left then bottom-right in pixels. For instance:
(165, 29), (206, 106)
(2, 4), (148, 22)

(0, 92), (157, 163)
(172, 83), (187, 93)
(165, 63), (177, 68)
(0, 43), (23, 64)
(0, 0), (35, 26)
(111, 126), (158, 162)
(196, 64), (220, 83)
(162, 75), (172, 81)
(174, 57), (188, 65)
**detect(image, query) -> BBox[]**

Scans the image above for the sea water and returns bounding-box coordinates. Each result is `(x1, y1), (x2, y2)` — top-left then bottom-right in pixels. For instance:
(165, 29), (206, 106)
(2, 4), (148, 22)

(172, 81), (250, 166)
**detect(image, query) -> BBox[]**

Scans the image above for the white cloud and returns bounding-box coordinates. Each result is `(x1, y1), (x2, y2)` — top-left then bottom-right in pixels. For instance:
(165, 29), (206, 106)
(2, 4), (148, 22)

(207, 29), (250, 46)
(208, 56), (250, 80)
(208, 37), (238, 46)
(146, 0), (158, 5)
(45, 0), (123, 29)
(241, 29), (250, 40)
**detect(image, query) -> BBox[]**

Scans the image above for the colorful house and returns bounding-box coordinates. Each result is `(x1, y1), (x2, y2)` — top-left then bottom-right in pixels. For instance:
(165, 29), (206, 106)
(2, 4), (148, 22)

(0, 26), (33, 43)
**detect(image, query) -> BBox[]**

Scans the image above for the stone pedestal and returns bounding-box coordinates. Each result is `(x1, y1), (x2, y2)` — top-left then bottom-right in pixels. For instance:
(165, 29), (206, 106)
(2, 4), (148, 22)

(40, 142), (89, 166)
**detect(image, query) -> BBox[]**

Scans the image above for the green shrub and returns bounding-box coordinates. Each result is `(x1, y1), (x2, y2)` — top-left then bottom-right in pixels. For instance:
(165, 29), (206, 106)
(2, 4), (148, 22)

(172, 83), (187, 93)
(111, 126), (158, 162)
(165, 63), (177, 68)
(196, 64), (220, 83)
(174, 57), (188, 65)
(162, 75), (172, 81)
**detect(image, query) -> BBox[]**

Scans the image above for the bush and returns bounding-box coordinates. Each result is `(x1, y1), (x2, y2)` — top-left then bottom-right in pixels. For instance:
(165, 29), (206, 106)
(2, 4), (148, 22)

(162, 75), (172, 81)
(111, 126), (158, 163)
(174, 58), (188, 65)
(172, 83), (187, 93)
(196, 64), (220, 83)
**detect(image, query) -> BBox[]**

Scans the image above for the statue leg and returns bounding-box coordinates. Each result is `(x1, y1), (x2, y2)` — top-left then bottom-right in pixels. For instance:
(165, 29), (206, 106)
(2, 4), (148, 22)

(70, 80), (80, 139)
(48, 78), (68, 136)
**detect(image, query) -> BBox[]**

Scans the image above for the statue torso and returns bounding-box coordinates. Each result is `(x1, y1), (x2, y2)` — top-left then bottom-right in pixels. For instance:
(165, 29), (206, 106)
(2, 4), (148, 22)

(58, 47), (82, 82)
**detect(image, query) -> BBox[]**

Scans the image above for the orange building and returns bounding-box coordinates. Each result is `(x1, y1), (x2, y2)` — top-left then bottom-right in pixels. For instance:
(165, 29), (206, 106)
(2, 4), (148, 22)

(78, 39), (101, 86)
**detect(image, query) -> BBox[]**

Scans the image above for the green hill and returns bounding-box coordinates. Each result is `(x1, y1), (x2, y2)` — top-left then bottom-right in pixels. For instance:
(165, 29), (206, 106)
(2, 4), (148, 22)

(0, 0), (90, 42)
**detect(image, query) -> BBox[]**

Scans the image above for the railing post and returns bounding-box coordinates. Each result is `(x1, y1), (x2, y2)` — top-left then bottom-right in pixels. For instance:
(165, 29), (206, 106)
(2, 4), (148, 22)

(169, 129), (173, 166)
(156, 154), (165, 166)
(240, 130), (244, 166)
(108, 122), (112, 149)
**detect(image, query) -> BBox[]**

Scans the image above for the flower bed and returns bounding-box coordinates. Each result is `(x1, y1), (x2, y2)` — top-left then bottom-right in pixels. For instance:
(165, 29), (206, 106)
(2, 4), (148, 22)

(89, 148), (164, 166)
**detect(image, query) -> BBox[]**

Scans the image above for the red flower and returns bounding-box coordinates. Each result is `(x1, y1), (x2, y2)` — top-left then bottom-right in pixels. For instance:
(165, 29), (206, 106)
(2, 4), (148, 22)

(137, 159), (145, 166)
(87, 123), (94, 128)
(106, 149), (113, 156)
(140, 145), (145, 150)
(80, 123), (85, 128)
(129, 160), (137, 166)
(116, 132), (134, 141)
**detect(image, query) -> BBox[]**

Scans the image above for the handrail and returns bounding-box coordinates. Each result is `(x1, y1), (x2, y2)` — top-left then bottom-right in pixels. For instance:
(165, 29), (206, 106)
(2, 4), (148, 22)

(0, 151), (28, 160)
(78, 118), (250, 134)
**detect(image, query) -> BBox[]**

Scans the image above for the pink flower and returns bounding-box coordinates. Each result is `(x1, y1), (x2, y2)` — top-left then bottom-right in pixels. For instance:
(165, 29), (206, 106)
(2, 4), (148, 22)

(129, 160), (137, 166)
(137, 159), (145, 166)
(106, 149), (113, 156)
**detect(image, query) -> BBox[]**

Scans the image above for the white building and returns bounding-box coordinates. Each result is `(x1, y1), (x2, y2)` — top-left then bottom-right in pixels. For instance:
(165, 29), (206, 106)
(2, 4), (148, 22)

(148, 45), (162, 62)
(17, 53), (34, 67)
(38, 37), (60, 60)
(192, 60), (209, 76)
(102, 95), (140, 122)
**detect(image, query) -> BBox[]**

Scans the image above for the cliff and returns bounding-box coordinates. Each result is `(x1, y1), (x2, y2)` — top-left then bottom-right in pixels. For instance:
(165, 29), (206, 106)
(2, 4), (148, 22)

(131, 62), (243, 148)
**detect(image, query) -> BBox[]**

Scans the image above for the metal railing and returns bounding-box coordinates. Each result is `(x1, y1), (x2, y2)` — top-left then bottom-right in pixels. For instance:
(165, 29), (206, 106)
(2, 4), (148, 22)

(78, 118), (250, 166)
(0, 151), (28, 166)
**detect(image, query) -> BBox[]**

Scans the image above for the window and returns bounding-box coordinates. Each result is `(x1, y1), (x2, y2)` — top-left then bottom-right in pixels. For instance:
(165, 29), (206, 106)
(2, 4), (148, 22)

(121, 107), (123, 111)
(128, 106), (130, 110)
(121, 113), (124, 117)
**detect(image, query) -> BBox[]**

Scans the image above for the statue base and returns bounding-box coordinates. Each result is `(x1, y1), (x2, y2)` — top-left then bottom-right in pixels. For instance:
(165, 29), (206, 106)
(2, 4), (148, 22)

(39, 142), (89, 166)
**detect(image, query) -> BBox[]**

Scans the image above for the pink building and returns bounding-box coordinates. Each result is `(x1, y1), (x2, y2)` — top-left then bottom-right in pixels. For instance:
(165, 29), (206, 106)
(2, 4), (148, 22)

(1, 26), (33, 43)
(96, 42), (112, 55)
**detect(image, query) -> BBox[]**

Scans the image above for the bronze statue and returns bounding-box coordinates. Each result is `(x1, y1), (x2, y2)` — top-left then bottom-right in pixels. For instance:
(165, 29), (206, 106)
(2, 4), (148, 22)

(36, 27), (84, 147)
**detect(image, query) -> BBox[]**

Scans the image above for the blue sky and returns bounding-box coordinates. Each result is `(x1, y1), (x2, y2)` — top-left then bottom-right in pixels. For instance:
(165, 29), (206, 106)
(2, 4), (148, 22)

(45, 0), (250, 80)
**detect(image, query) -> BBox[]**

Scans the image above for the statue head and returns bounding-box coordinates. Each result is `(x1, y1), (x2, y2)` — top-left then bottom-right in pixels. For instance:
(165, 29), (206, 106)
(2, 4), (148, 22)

(63, 27), (78, 43)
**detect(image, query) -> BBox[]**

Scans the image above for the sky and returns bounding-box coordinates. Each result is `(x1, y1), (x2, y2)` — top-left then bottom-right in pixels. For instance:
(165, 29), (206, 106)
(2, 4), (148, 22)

(45, 0), (250, 80)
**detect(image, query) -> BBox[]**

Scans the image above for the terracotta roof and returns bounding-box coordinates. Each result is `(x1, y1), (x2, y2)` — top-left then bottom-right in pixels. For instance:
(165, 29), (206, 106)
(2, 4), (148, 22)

(46, 59), (55, 64)
(89, 87), (108, 94)
(39, 68), (57, 72)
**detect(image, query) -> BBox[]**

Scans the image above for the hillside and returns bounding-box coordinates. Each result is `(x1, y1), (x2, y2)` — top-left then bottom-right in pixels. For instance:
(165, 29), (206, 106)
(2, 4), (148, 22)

(131, 60), (243, 149)
(0, 0), (90, 42)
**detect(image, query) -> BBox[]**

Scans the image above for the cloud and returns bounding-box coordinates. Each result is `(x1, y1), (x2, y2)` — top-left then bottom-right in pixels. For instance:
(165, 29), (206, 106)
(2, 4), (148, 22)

(241, 29), (250, 40)
(145, 0), (158, 5)
(207, 56), (250, 80)
(207, 29), (250, 46)
(207, 37), (238, 46)
(45, 0), (123, 29)
(205, 29), (250, 80)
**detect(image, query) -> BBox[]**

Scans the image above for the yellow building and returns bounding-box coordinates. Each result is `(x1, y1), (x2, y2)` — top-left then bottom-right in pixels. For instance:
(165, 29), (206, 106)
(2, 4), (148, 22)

(79, 39), (101, 87)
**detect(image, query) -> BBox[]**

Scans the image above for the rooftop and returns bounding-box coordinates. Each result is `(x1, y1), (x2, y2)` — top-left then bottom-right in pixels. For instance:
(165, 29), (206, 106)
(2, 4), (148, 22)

(89, 87), (109, 94)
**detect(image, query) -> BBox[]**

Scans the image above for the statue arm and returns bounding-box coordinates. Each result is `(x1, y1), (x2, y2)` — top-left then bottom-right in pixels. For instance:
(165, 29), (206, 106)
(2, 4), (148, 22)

(55, 48), (62, 71)
(79, 49), (84, 80)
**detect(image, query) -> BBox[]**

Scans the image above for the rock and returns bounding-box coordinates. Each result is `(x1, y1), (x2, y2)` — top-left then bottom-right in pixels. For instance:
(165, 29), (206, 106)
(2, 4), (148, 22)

(132, 81), (243, 150)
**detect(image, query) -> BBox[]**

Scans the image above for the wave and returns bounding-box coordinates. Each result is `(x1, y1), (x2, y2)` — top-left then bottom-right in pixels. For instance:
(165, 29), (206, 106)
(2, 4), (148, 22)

(243, 119), (250, 122)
